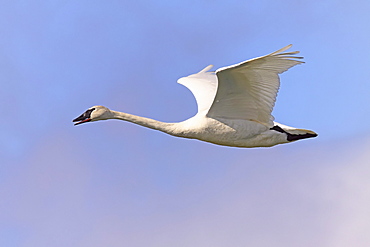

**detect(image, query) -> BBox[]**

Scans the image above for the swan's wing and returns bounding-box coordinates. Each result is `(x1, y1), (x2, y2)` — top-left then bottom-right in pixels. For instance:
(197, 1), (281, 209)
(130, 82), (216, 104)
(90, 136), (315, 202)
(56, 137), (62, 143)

(207, 44), (304, 126)
(177, 65), (218, 115)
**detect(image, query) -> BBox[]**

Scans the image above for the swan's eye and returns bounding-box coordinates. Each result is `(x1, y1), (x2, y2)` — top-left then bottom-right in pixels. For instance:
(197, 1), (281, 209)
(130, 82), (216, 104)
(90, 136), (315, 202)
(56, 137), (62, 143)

(85, 108), (95, 116)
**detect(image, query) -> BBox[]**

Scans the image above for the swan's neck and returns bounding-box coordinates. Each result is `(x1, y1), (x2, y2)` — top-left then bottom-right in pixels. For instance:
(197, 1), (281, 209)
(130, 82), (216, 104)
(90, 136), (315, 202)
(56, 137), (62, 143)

(110, 110), (178, 135)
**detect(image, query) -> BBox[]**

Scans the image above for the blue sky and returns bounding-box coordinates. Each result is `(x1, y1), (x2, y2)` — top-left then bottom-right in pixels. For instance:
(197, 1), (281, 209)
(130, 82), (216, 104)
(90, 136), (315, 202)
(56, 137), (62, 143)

(1, 1), (370, 246)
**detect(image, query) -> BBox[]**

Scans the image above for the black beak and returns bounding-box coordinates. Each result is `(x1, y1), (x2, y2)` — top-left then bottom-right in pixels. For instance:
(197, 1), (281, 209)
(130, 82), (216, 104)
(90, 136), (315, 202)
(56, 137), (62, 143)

(73, 108), (95, 126)
(73, 114), (91, 125)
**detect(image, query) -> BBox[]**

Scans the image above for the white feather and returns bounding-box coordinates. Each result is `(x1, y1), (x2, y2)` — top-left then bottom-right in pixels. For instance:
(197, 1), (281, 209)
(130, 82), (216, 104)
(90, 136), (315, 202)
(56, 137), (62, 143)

(208, 44), (304, 126)
(177, 65), (217, 115)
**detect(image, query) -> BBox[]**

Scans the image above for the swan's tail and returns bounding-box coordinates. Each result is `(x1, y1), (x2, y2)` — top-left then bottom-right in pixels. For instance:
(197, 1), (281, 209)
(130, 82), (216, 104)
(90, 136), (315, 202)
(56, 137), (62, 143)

(270, 124), (318, 142)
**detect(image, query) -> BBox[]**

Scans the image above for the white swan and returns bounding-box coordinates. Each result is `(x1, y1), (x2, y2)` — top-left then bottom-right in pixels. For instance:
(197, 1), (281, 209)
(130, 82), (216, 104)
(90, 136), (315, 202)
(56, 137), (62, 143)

(73, 45), (317, 148)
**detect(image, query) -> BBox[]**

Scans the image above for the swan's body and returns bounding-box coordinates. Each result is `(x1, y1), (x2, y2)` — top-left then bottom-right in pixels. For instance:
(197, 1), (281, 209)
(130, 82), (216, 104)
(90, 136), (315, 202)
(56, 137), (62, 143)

(73, 45), (317, 148)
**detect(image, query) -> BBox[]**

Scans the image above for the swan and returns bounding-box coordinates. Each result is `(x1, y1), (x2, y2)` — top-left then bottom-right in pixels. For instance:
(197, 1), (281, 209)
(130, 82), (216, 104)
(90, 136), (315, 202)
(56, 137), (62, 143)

(73, 45), (317, 148)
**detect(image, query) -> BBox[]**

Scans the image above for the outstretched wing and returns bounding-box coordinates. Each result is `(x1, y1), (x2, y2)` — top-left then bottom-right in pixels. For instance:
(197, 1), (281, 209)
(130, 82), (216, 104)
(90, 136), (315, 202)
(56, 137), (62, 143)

(206, 44), (304, 126)
(177, 65), (218, 115)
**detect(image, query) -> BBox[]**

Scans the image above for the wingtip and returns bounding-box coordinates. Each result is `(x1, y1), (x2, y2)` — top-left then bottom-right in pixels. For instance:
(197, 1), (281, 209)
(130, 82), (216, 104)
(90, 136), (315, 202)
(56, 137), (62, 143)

(199, 65), (214, 73)
(270, 44), (294, 55)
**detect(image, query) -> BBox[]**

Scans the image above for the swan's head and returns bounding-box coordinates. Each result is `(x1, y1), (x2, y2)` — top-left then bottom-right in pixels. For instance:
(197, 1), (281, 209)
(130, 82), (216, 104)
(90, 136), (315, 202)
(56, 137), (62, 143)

(73, 105), (113, 125)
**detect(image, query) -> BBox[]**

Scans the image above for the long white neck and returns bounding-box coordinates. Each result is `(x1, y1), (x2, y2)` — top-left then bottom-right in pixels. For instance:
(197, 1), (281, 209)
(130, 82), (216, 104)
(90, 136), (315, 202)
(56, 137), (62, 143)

(110, 110), (179, 136)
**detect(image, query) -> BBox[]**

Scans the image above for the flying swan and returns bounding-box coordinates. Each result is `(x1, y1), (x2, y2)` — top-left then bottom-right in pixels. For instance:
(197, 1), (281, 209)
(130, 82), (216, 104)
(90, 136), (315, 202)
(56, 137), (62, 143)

(73, 45), (317, 148)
